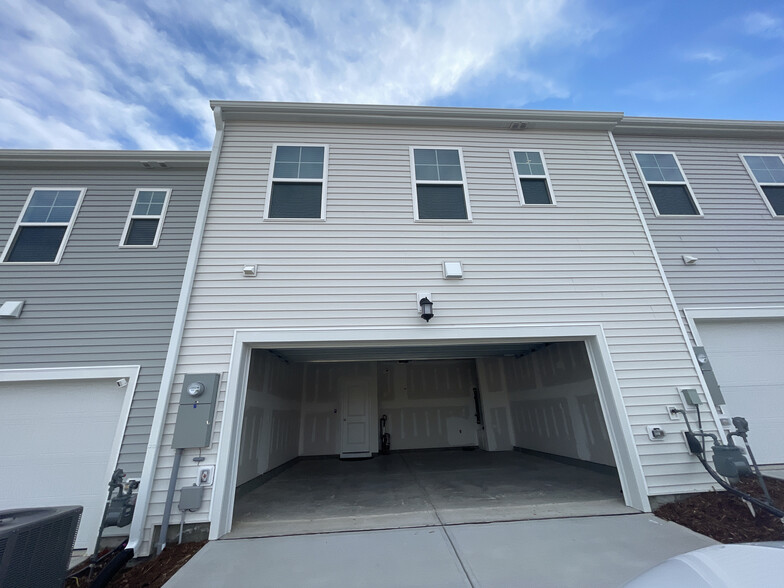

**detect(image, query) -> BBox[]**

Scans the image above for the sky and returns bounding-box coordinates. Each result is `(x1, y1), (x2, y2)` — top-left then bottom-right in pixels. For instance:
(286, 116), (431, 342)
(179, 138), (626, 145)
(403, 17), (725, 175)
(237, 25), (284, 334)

(1, 0), (782, 151)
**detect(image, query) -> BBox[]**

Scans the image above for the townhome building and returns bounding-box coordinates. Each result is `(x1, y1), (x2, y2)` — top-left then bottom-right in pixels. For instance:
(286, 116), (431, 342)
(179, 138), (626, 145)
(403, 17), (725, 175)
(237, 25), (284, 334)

(613, 119), (784, 465)
(128, 102), (726, 556)
(0, 150), (209, 550)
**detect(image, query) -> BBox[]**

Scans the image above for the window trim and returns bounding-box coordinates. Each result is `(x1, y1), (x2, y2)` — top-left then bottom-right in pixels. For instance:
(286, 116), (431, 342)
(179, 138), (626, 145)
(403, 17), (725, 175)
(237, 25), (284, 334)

(739, 153), (784, 218)
(263, 143), (329, 222)
(509, 149), (557, 206)
(409, 146), (472, 222)
(119, 188), (172, 248)
(0, 187), (87, 264)
(632, 151), (703, 218)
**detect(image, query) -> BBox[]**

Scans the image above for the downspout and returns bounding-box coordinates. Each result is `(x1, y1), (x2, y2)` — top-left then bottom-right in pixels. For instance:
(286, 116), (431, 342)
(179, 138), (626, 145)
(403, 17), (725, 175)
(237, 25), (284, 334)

(127, 107), (226, 554)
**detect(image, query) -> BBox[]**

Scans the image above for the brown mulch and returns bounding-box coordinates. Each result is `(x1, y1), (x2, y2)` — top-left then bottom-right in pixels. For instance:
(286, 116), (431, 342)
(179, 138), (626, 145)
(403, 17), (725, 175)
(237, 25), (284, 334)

(107, 541), (206, 588)
(655, 477), (784, 544)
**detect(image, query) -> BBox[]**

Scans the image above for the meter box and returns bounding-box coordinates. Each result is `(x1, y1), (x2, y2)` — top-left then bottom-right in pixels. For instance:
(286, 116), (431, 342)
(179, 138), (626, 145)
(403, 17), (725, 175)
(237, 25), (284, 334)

(172, 373), (221, 449)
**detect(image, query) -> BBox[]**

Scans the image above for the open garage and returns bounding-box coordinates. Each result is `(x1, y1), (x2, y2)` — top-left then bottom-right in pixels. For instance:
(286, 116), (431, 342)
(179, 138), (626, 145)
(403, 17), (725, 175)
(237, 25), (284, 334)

(226, 339), (638, 538)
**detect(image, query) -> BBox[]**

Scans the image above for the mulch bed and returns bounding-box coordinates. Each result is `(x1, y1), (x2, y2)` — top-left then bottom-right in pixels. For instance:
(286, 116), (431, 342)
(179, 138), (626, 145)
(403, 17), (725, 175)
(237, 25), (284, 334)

(107, 541), (207, 588)
(66, 541), (206, 588)
(655, 477), (784, 543)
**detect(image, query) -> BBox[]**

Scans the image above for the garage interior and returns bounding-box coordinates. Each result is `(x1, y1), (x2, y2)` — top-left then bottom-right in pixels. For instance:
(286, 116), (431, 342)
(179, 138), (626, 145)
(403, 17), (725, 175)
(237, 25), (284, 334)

(229, 340), (635, 539)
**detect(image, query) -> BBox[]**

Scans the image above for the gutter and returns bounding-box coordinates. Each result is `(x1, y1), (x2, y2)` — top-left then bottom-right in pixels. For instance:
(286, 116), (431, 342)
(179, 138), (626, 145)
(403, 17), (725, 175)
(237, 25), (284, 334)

(127, 107), (225, 554)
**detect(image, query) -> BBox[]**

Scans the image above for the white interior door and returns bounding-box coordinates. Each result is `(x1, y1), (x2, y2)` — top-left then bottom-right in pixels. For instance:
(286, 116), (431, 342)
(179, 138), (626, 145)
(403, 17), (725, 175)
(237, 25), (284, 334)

(340, 376), (371, 458)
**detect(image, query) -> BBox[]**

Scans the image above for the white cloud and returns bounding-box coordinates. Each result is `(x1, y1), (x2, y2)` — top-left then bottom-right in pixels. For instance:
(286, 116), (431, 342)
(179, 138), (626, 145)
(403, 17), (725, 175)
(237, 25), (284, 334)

(0, 0), (597, 149)
(685, 51), (723, 63)
(743, 12), (783, 38)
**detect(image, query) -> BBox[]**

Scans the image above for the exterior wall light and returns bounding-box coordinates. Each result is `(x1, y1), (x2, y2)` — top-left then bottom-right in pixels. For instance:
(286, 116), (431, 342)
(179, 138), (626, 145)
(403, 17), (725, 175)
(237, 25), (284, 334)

(419, 297), (434, 322)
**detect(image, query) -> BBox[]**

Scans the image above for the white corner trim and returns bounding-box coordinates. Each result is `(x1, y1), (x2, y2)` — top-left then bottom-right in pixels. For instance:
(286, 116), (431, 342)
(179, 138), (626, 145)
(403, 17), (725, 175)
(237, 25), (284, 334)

(608, 132), (725, 442)
(128, 122), (225, 554)
(0, 364), (141, 518)
(684, 306), (784, 347)
(208, 323), (651, 539)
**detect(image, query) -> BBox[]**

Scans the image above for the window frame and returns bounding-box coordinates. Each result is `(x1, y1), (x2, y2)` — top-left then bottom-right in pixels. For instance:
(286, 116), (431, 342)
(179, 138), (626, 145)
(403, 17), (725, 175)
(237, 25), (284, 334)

(632, 151), (703, 218)
(739, 153), (784, 218)
(119, 188), (172, 248)
(509, 149), (557, 206)
(1, 187), (87, 264)
(409, 146), (472, 222)
(263, 143), (329, 222)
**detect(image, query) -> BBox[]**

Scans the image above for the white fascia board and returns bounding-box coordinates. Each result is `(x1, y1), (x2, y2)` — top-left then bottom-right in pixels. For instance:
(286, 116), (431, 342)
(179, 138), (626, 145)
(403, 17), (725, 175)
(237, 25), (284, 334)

(212, 100), (623, 131)
(615, 116), (784, 139)
(0, 150), (210, 169)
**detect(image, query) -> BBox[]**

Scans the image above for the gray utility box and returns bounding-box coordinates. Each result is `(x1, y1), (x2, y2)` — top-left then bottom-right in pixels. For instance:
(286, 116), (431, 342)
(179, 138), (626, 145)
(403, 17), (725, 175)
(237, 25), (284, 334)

(172, 373), (221, 449)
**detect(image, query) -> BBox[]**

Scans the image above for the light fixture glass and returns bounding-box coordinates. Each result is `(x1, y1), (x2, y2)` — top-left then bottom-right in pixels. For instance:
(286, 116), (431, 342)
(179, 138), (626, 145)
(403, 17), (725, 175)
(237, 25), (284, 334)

(419, 297), (434, 322)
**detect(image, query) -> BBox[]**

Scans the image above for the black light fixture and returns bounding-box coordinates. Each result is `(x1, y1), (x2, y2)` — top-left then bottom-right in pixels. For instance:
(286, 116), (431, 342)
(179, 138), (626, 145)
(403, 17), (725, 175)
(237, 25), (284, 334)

(419, 297), (434, 322)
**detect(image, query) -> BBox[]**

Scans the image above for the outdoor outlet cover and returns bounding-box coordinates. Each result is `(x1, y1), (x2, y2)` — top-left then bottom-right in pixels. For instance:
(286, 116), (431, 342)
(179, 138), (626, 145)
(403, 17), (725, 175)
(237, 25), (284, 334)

(197, 465), (215, 486)
(646, 425), (666, 441)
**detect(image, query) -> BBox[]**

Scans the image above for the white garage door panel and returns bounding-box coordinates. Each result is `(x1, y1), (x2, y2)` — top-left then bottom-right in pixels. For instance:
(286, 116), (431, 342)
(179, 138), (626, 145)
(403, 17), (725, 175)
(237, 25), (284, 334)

(0, 379), (125, 549)
(697, 318), (784, 465)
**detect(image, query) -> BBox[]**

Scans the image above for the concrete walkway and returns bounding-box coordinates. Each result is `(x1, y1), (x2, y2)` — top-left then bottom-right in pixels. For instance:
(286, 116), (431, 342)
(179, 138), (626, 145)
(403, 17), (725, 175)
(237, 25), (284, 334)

(166, 514), (717, 587)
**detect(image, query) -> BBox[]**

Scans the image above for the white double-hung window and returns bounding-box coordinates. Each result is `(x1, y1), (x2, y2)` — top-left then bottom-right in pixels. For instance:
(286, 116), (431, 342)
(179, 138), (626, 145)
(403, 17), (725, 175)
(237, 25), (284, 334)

(410, 147), (471, 220)
(265, 145), (328, 220)
(1, 188), (86, 263)
(741, 154), (784, 216)
(632, 152), (702, 216)
(120, 189), (171, 247)
(510, 150), (555, 205)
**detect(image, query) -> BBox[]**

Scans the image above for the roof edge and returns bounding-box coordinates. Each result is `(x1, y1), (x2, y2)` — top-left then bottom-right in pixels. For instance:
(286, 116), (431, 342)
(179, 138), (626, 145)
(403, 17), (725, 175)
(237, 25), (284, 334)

(0, 150), (211, 169)
(210, 100), (624, 131)
(615, 116), (784, 139)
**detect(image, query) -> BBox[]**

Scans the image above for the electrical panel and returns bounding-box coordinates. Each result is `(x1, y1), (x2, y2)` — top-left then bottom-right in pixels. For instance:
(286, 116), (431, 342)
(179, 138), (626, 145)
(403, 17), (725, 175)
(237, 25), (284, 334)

(172, 373), (220, 449)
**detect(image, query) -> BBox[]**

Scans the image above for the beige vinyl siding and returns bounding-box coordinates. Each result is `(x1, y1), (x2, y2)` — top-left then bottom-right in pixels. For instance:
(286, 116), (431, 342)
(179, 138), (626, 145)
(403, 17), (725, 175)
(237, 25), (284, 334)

(0, 165), (205, 476)
(145, 121), (716, 539)
(613, 134), (784, 316)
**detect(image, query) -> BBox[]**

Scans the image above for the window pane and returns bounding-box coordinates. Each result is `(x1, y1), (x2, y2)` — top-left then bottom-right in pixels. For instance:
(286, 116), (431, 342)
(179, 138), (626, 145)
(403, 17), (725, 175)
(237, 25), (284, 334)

(53, 190), (80, 207)
(435, 149), (460, 166)
(438, 164), (463, 181)
(300, 146), (324, 163)
(635, 154), (657, 167)
(273, 161), (299, 179)
(268, 182), (323, 218)
(650, 185), (698, 215)
(416, 185), (468, 219)
(637, 153), (684, 182)
(276, 146), (301, 162)
(150, 191), (167, 203)
(414, 149), (437, 165)
(125, 218), (160, 245)
(514, 151), (544, 176)
(415, 164), (439, 181)
(299, 162), (323, 179)
(762, 186), (784, 215)
(6, 226), (67, 262)
(22, 206), (53, 222)
(29, 190), (57, 207)
(640, 165), (664, 182)
(520, 178), (552, 204)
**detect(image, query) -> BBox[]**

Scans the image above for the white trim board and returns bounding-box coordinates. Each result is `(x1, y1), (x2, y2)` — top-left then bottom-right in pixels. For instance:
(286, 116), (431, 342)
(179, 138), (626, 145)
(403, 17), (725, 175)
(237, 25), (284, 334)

(208, 323), (651, 540)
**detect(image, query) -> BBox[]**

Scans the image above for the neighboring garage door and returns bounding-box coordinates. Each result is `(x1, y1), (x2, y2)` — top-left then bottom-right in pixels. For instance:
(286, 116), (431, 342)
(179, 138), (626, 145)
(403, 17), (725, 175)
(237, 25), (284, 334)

(0, 378), (127, 549)
(696, 318), (784, 465)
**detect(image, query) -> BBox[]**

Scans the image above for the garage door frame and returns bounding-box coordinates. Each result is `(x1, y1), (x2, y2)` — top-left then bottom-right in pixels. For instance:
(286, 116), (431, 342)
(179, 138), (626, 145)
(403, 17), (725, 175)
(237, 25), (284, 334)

(209, 324), (650, 540)
(0, 365), (140, 547)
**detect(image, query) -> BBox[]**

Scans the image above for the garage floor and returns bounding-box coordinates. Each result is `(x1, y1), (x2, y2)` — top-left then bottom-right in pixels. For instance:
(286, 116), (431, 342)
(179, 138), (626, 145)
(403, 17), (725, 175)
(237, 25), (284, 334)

(229, 450), (635, 539)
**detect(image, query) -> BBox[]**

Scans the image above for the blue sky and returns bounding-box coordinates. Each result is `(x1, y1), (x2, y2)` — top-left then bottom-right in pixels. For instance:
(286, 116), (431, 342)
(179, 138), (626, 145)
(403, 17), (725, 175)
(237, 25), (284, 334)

(1, 0), (782, 150)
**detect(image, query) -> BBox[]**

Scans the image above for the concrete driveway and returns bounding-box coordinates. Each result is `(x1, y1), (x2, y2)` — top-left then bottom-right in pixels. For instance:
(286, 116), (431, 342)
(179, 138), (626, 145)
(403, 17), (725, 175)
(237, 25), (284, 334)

(165, 514), (717, 587)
